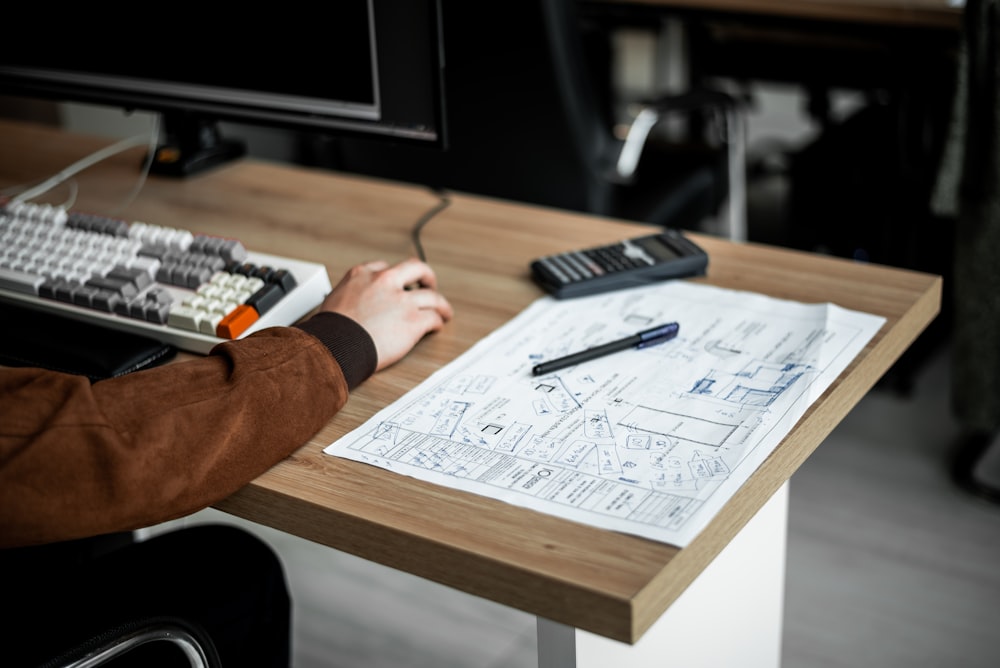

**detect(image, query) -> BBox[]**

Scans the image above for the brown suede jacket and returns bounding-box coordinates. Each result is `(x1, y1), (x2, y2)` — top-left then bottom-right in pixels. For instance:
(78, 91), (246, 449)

(0, 311), (377, 549)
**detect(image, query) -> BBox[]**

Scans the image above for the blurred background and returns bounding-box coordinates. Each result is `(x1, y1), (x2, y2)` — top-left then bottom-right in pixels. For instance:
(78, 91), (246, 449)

(1, 2), (997, 665)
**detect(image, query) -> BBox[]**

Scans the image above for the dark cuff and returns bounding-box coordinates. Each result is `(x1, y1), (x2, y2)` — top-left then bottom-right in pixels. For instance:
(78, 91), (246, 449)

(295, 311), (378, 390)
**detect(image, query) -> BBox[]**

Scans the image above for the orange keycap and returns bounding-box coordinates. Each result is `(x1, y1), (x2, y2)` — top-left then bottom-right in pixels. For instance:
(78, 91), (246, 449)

(216, 304), (259, 339)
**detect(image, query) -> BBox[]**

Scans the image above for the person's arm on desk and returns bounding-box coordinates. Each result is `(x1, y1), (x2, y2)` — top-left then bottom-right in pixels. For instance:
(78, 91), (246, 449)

(0, 257), (453, 549)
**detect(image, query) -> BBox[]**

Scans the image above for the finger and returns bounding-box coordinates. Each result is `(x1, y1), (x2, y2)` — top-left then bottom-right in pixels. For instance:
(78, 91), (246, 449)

(363, 260), (390, 272)
(409, 289), (454, 321)
(412, 306), (449, 333)
(389, 257), (438, 290)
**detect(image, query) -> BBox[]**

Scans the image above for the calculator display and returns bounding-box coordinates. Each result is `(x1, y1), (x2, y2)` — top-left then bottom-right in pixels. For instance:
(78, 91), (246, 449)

(637, 235), (682, 261)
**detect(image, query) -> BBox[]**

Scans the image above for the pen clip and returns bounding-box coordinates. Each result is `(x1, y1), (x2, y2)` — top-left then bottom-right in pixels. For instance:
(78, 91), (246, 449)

(637, 322), (679, 348)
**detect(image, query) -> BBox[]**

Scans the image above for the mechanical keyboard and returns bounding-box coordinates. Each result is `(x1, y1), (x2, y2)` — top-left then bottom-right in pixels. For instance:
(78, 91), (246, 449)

(0, 201), (332, 355)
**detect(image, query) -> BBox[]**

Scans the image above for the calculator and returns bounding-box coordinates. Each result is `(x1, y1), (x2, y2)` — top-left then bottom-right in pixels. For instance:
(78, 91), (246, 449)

(530, 229), (708, 298)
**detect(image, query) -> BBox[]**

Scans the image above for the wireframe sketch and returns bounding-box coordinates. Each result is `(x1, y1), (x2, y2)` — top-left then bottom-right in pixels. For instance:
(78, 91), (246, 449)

(326, 282), (884, 546)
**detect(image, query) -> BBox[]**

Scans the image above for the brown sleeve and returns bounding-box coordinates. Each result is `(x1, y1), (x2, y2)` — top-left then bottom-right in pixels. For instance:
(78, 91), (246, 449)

(0, 316), (375, 549)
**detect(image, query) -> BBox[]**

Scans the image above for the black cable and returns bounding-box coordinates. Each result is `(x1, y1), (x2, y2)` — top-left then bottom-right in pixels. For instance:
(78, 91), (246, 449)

(411, 189), (451, 262)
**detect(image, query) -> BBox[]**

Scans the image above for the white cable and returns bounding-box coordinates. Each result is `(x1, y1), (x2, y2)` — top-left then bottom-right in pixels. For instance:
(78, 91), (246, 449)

(57, 180), (79, 211)
(108, 115), (160, 216)
(11, 119), (159, 206)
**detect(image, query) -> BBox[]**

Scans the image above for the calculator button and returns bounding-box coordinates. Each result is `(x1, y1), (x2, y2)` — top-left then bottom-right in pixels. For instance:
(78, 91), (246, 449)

(550, 255), (583, 282)
(564, 252), (598, 279)
(621, 240), (655, 265)
(587, 246), (626, 272)
(538, 259), (571, 284)
(569, 251), (603, 276)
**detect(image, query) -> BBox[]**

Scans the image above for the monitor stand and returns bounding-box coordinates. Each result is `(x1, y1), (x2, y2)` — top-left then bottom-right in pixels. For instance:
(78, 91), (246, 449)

(148, 113), (246, 177)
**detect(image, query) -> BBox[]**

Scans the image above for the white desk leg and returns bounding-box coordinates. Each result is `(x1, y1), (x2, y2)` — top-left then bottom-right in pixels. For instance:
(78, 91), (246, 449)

(537, 482), (789, 668)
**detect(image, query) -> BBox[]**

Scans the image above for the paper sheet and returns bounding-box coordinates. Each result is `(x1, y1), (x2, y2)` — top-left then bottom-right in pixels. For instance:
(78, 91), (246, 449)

(324, 281), (885, 547)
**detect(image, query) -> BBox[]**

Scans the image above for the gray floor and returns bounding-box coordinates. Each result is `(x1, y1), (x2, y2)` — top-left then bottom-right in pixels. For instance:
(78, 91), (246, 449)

(179, 341), (1000, 668)
(782, 345), (1000, 668)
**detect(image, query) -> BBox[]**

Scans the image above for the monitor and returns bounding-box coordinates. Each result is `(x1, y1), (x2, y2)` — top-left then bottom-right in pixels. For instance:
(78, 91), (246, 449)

(0, 0), (446, 175)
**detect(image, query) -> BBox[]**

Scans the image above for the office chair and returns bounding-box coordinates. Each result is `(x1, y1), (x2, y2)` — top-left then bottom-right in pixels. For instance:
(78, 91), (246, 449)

(0, 532), (224, 667)
(300, 0), (746, 240)
(37, 616), (222, 668)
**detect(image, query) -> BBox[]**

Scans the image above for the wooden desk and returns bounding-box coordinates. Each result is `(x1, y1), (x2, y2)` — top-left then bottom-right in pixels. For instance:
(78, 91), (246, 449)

(0, 119), (941, 665)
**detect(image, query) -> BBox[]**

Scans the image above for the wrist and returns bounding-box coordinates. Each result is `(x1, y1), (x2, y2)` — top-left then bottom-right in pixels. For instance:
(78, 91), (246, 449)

(296, 311), (378, 390)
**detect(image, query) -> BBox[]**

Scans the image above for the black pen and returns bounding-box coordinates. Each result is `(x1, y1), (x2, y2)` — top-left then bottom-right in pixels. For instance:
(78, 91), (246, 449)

(531, 322), (680, 376)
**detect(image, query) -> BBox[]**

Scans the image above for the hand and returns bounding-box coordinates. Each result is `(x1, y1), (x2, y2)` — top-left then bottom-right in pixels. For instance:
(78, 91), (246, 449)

(320, 258), (454, 371)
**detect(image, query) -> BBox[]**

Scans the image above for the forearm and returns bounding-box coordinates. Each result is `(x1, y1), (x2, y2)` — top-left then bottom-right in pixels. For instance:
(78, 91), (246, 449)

(0, 315), (376, 548)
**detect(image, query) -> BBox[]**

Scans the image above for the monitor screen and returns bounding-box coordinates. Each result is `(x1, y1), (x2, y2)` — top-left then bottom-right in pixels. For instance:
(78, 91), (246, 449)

(0, 0), (446, 169)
